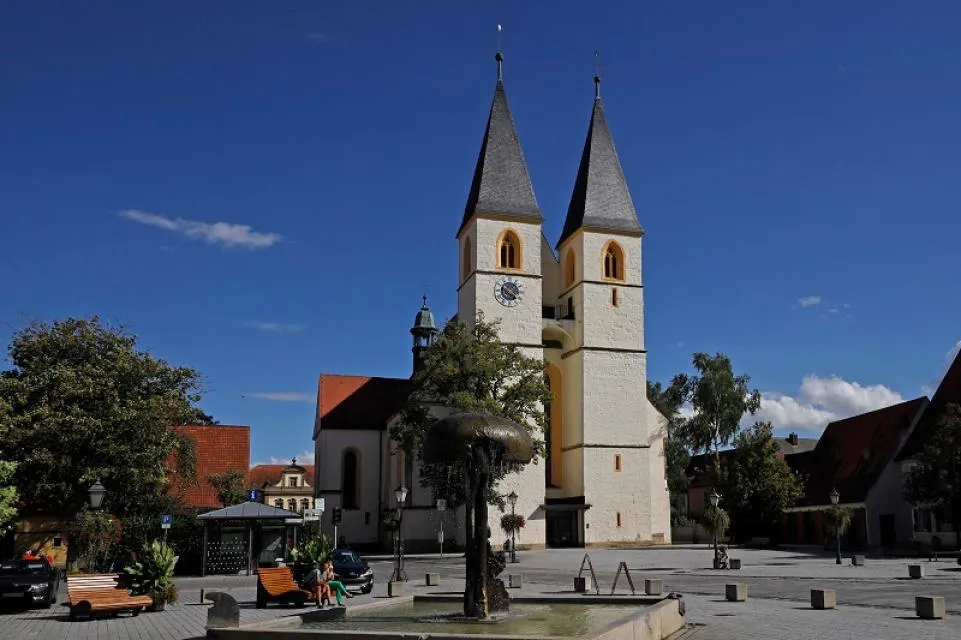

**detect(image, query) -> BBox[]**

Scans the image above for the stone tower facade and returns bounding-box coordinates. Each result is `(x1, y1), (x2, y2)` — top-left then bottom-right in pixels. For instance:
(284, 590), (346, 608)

(457, 59), (671, 547)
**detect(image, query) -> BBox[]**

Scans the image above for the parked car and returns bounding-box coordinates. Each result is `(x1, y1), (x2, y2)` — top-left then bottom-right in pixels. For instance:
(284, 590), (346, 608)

(331, 548), (373, 594)
(0, 558), (60, 608)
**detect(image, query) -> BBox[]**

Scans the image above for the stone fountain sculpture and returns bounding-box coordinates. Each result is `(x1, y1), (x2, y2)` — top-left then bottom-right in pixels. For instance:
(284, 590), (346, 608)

(423, 413), (534, 620)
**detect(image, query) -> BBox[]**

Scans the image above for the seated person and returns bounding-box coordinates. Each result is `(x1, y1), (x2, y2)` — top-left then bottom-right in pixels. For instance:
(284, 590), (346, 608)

(716, 545), (730, 569)
(323, 560), (352, 606)
(302, 566), (331, 606)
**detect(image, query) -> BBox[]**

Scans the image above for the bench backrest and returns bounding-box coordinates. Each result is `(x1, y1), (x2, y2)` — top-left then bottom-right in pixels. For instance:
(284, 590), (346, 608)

(257, 566), (299, 594)
(67, 573), (125, 592)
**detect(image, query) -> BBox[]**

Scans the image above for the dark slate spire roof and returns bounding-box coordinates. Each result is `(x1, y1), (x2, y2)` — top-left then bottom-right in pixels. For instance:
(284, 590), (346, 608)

(459, 54), (541, 237)
(557, 76), (643, 247)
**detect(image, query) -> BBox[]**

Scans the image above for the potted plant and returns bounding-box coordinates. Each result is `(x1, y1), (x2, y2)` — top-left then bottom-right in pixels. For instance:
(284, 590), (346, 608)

(124, 539), (179, 611)
(290, 533), (332, 586)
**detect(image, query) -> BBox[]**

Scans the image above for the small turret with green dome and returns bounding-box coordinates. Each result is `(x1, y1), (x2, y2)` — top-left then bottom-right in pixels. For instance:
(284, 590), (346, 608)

(410, 295), (439, 373)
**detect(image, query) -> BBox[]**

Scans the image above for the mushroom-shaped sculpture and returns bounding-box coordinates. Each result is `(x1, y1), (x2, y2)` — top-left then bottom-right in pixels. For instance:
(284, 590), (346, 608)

(423, 413), (534, 620)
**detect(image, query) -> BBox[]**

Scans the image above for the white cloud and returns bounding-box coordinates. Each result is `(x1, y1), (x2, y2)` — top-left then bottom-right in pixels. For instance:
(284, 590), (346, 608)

(796, 296), (822, 308)
(119, 209), (282, 249)
(253, 449), (316, 467)
(245, 321), (305, 334)
(243, 392), (314, 403)
(757, 375), (903, 432)
(922, 340), (961, 395)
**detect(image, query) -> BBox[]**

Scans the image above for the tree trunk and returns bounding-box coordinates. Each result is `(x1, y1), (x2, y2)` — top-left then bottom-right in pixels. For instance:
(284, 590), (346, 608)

(464, 447), (490, 619)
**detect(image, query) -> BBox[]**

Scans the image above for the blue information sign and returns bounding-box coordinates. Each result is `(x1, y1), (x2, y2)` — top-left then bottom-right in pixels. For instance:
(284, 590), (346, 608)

(160, 514), (173, 529)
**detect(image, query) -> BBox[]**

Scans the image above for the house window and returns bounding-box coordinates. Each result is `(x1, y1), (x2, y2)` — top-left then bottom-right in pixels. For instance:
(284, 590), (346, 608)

(274, 499), (283, 509)
(288, 476), (298, 488)
(300, 498), (310, 512)
(287, 499), (297, 512)
(602, 241), (624, 281)
(343, 450), (359, 510)
(614, 454), (622, 472)
(497, 230), (521, 269)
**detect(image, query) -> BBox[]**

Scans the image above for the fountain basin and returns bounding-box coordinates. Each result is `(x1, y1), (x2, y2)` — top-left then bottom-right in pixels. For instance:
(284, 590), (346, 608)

(205, 594), (684, 640)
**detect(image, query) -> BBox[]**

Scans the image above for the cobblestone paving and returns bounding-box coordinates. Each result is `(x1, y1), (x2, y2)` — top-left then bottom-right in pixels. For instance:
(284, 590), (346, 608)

(0, 548), (958, 639)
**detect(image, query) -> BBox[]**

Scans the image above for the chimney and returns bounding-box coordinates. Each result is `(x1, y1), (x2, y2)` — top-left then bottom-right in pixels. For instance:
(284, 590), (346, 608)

(788, 433), (799, 446)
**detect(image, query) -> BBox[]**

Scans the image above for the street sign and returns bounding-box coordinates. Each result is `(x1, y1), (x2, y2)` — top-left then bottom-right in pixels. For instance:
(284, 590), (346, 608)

(285, 517), (303, 525)
(436, 499), (447, 512)
(160, 514), (173, 530)
(246, 489), (262, 502)
(303, 509), (321, 522)
(314, 497), (325, 512)
(332, 507), (342, 524)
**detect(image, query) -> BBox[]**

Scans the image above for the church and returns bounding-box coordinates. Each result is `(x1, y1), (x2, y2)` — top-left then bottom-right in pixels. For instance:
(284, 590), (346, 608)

(313, 54), (672, 551)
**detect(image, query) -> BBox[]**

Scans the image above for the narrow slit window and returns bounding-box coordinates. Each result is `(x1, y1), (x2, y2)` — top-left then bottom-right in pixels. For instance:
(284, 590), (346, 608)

(611, 288), (619, 307)
(614, 454), (622, 471)
(616, 512), (622, 528)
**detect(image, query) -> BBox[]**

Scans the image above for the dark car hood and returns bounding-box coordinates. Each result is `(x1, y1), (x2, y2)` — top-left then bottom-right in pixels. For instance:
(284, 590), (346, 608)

(0, 574), (50, 586)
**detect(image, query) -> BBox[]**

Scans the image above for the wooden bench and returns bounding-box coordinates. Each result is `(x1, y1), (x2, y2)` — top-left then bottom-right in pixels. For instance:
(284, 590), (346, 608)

(256, 566), (315, 608)
(66, 574), (153, 620)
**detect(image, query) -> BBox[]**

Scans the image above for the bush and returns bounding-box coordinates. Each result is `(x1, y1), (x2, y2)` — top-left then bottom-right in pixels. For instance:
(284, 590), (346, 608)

(124, 539), (179, 608)
(500, 513), (526, 534)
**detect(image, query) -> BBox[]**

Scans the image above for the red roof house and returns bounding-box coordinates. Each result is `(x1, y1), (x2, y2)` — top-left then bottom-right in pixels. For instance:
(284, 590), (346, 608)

(167, 424), (250, 509)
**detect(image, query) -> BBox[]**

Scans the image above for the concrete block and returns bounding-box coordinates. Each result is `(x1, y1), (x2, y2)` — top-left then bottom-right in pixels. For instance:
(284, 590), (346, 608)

(573, 576), (591, 592)
(388, 581), (404, 597)
(644, 579), (663, 596)
(851, 555), (865, 566)
(425, 573), (441, 586)
(810, 589), (836, 610)
(508, 574), (523, 589)
(729, 558), (741, 570)
(909, 565), (924, 579)
(725, 583), (747, 602)
(916, 596), (945, 620)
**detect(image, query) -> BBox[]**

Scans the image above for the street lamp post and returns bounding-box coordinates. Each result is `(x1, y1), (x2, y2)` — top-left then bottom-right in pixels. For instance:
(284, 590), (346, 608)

(390, 485), (409, 582)
(507, 491), (518, 563)
(87, 479), (107, 511)
(709, 489), (721, 568)
(830, 488), (841, 565)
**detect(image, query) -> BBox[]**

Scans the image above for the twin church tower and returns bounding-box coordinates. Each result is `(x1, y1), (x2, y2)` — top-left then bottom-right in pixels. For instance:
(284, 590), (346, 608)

(455, 53), (671, 546)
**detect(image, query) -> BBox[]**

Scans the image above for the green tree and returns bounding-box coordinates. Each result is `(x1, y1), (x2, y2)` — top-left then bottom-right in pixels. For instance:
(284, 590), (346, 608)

(904, 402), (961, 541)
(0, 316), (213, 517)
(0, 396), (19, 525)
(717, 421), (805, 541)
(647, 379), (690, 522)
(389, 315), (549, 508)
(207, 470), (247, 507)
(673, 352), (761, 464)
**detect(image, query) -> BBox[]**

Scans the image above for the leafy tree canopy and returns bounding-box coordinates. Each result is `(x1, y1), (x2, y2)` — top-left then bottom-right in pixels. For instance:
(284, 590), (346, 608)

(904, 402), (961, 532)
(716, 421), (805, 540)
(0, 396), (18, 525)
(672, 352), (761, 460)
(0, 316), (215, 517)
(647, 379), (690, 521)
(389, 315), (549, 509)
(207, 470), (247, 508)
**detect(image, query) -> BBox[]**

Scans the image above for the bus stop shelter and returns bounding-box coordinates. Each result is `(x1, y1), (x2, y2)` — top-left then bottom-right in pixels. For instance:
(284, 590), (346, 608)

(197, 501), (303, 576)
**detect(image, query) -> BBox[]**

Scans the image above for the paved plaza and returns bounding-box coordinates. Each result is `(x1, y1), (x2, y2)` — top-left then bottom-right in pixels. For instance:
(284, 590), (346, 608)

(2, 547), (960, 639)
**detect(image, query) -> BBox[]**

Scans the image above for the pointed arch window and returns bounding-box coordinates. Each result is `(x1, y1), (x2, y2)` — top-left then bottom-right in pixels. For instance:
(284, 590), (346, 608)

(497, 230), (521, 270)
(564, 249), (576, 287)
(462, 236), (473, 281)
(603, 242), (625, 281)
(342, 450), (359, 510)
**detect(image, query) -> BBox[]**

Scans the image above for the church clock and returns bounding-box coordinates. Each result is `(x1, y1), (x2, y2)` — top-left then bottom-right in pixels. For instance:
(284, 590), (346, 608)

(494, 276), (524, 307)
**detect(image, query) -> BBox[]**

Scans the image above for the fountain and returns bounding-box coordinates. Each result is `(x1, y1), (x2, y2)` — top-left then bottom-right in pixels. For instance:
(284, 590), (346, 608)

(421, 412), (533, 620)
(204, 414), (686, 639)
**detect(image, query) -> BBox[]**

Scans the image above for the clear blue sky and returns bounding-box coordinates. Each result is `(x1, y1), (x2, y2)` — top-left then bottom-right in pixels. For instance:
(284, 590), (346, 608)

(2, 1), (959, 464)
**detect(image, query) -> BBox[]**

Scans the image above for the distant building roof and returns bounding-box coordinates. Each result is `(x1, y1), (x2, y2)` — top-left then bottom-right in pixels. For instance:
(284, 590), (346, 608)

(249, 463), (316, 490)
(896, 349), (961, 461)
(686, 432), (816, 486)
(315, 374), (411, 435)
(168, 424), (250, 509)
(775, 433), (818, 456)
(792, 397), (927, 507)
(196, 501), (300, 521)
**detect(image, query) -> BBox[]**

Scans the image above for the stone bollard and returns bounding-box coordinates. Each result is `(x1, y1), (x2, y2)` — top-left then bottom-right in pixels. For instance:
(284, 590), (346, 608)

(725, 583), (747, 602)
(509, 574), (523, 589)
(644, 579), (663, 596)
(915, 596), (945, 620)
(810, 589), (836, 610)
(205, 591), (240, 629)
(388, 581), (405, 597)
(425, 573), (441, 586)
(729, 559), (742, 570)
(909, 565), (924, 579)
(573, 576), (591, 593)
(851, 555), (865, 567)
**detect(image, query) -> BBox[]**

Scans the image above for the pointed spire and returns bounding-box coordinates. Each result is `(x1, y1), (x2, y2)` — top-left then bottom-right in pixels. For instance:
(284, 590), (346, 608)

(557, 74), (643, 247)
(458, 50), (541, 237)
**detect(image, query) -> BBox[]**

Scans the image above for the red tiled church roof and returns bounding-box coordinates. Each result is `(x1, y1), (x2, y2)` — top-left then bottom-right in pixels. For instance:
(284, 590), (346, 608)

(896, 348), (961, 461)
(249, 464), (316, 489)
(167, 424), (250, 509)
(792, 397), (927, 507)
(315, 374), (411, 434)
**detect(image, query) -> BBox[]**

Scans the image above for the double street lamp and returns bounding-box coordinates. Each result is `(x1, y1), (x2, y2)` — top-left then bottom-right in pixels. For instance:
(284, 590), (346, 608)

(830, 488), (841, 565)
(506, 491), (518, 563)
(390, 485), (409, 582)
(709, 489), (721, 567)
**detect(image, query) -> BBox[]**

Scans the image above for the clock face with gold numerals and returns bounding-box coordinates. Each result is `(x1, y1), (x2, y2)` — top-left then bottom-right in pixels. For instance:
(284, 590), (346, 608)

(494, 276), (524, 307)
